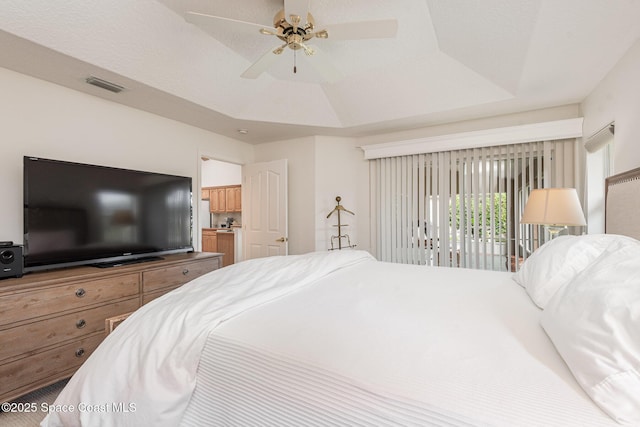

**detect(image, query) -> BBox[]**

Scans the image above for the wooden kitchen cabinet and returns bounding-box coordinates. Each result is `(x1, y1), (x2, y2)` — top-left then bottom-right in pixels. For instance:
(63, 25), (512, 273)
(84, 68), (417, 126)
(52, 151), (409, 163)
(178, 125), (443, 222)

(202, 229), (218, 252)
(209, 188), (227, 213)
(206, 185), (241, 213)
(216, 231), (235, 267)
(226, 186), (242, 212)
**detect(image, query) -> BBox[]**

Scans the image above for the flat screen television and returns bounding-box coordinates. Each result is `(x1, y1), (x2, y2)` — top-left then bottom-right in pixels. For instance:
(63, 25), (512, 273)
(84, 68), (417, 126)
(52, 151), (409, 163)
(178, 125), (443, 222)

(23, 156), (193, 272)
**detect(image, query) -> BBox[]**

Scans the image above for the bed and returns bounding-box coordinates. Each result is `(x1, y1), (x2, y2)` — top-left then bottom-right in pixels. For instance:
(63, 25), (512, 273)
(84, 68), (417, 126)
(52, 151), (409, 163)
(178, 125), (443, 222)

(42, 170), (640, 427)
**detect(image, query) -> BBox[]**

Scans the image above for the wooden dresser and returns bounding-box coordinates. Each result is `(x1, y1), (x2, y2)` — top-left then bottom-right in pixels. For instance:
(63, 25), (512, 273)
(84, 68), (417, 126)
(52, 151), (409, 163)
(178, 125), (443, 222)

(0, 252), (222, 403)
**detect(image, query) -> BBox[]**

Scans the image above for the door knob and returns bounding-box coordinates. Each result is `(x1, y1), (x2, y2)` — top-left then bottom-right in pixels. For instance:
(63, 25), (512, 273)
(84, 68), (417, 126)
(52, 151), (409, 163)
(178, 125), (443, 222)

(275, 237), (288, 242)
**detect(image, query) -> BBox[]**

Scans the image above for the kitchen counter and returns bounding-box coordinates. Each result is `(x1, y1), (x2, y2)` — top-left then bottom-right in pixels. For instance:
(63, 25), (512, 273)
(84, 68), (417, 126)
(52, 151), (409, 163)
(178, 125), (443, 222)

(202, 227), (240, 232)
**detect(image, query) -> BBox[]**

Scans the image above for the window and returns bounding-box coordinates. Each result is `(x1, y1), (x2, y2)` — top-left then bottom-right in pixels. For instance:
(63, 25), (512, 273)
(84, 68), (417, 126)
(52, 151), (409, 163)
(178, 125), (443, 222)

(371, 139), (578, 271)
(585, 123), (615, 234)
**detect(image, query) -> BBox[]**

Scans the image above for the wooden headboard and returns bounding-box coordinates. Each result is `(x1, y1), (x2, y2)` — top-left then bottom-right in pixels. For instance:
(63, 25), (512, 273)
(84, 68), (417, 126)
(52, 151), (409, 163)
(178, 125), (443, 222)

(605, 166), (640, 240)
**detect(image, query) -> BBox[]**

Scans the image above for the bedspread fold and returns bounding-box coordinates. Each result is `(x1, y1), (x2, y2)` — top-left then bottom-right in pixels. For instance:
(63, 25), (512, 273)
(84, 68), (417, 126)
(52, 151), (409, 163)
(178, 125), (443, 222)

(41, 250), (373, 427)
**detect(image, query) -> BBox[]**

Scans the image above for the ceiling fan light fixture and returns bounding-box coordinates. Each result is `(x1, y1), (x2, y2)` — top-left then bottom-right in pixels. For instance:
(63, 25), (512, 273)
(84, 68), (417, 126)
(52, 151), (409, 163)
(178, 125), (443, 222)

(189, 7), (397, 81)
(273, 10), (315, 39)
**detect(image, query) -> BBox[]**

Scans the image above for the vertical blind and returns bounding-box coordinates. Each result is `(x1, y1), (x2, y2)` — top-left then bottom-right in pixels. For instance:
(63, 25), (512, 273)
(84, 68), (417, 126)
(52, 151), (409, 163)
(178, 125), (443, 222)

(370, 139), (577, 271)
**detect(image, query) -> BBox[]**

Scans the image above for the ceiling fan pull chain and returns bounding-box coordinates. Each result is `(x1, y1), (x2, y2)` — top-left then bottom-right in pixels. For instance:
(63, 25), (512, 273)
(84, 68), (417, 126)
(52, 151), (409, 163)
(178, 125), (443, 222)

(293, 49), (297, 73)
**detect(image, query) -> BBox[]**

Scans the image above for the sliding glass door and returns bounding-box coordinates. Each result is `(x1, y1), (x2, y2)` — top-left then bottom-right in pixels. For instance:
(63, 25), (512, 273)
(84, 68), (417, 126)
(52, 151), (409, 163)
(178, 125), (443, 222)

(371, 139), (577, 271)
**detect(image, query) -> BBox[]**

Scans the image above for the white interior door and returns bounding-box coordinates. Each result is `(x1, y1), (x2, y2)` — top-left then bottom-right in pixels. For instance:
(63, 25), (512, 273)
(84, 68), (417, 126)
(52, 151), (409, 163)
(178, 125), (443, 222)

(242, 159), (288, 260)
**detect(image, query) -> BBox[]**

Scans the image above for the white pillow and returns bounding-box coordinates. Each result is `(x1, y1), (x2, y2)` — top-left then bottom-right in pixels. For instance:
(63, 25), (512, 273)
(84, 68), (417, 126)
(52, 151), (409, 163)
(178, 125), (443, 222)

(540, 244), (640, 425)
(513, 234), (639, 308)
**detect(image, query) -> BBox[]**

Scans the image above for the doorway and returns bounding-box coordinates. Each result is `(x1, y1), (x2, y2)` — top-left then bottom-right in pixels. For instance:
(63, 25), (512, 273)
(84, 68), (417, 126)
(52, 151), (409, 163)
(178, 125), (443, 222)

(198, 156), (289, 263)
(199, 157), (243, 265)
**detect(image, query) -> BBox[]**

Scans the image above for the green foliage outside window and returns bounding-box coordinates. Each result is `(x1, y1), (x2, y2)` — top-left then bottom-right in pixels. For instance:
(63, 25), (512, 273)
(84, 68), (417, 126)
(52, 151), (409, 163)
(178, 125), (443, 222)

(451, 193), (507, 239)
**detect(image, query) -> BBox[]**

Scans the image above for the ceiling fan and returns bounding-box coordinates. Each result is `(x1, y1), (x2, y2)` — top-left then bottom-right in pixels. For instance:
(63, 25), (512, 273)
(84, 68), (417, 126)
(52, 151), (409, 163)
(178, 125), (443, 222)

(185, 0), (398, 82)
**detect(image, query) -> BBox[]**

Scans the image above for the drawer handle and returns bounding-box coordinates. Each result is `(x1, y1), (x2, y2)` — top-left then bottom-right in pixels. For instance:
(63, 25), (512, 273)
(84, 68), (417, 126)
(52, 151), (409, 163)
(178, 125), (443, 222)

(182, 268), (189, 275)
(75, 348), (85, 358)
(76, 319), (86, 329)
(75, 288), (86, 298)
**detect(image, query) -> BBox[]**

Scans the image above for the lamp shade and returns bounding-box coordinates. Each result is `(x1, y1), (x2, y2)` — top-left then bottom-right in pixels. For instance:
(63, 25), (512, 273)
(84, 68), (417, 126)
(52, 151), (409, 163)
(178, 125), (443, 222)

(521, 188), (586, 226)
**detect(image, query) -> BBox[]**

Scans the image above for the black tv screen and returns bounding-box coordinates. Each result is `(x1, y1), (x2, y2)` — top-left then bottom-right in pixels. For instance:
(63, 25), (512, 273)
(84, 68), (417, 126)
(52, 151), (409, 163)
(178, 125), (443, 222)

(23, 156), (193, 271)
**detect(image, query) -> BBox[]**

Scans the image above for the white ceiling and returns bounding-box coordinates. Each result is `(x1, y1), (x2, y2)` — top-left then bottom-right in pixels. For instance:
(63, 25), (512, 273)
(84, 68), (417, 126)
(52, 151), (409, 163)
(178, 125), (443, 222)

(1, 0), (639, 144)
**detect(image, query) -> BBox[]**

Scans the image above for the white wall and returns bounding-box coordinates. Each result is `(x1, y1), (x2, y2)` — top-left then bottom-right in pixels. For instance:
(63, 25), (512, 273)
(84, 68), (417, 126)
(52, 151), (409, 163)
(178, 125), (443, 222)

(0, 67), (254, 248)
(580, 39), (640, 233)
(581, 39), (640, 174)
(201, 159), (242, 187)
(314, 137), (370, 253)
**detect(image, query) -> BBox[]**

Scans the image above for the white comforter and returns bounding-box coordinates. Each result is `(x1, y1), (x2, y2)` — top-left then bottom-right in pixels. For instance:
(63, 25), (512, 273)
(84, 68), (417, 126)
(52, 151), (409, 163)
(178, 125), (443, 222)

(182, 259), (618, 427)
(41, 250), (374, 427)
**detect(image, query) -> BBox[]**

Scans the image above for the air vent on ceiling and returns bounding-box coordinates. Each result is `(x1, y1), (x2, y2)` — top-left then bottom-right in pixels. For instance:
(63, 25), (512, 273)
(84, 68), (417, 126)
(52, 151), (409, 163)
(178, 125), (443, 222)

(85, 76), (125, 93)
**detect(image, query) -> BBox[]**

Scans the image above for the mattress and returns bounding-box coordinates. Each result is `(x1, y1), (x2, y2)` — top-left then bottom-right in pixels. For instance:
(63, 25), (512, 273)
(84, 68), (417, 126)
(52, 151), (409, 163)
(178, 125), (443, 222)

(183, 261), (617, 426)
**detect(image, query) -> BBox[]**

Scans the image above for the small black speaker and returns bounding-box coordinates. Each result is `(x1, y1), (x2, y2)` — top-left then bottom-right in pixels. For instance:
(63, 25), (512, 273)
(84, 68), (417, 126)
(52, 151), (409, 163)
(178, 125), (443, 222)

(0, 245), (23, 279)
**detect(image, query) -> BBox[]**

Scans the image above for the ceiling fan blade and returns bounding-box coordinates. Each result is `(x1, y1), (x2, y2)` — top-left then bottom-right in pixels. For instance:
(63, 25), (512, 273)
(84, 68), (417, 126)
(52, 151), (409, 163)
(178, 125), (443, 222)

(284, 0), (310, 24)
(241, 48), (282, 79)
(305, 46), (343, 83)
(321, 19), (398, 40)
(185, 11), (271, 35)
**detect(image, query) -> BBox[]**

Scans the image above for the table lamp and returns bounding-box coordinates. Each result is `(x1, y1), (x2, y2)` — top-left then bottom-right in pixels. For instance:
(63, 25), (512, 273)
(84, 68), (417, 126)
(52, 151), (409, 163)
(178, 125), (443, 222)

(521, 188), (586, 238)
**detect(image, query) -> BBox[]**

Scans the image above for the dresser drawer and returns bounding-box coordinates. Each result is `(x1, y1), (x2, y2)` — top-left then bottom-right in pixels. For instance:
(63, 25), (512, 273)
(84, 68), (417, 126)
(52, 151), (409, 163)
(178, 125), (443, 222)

(142, 258), (219, 294)
(0, 298), (139, 363)
(142, 286), (180, 305)
(0, 333), (103, 399)
(0, 273), (140, 327)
